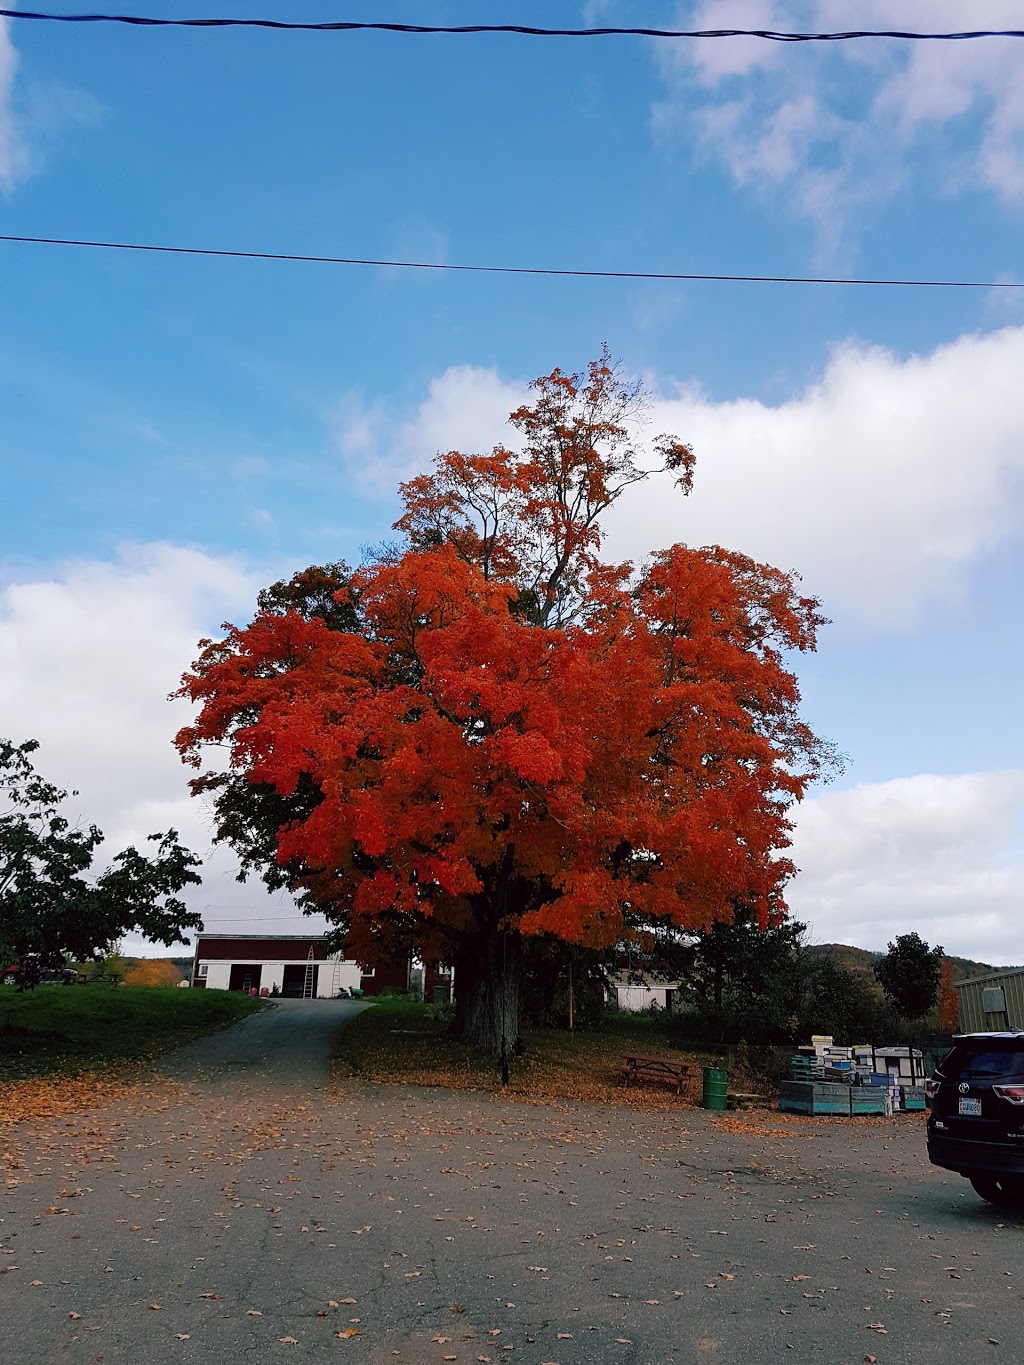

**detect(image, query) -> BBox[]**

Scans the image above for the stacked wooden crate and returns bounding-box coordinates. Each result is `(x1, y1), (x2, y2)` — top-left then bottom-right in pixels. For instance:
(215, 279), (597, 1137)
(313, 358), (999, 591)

(849, 1087), (888, 1115)
(779, 1080), (852, 1115)
(790, 1055), (823, 1082)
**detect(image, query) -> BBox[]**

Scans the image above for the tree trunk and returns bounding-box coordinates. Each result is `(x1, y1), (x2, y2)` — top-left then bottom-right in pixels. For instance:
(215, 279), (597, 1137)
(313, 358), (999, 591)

(454, 932), (522, 1055)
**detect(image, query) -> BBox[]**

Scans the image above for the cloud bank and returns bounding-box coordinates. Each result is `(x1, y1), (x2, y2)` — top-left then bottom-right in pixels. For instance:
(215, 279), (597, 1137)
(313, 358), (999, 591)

(622, 325), (1024, 628)
(0, 544), (324, 955)
(788, 771), (1024, 963)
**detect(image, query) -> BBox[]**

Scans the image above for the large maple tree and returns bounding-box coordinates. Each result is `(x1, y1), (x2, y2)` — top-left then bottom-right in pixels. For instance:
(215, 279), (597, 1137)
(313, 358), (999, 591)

(176, 354), (835, 1050)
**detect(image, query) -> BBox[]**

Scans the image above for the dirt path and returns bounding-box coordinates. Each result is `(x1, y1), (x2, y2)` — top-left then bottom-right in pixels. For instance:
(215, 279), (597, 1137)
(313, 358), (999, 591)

(1, 1011), (1021, 1364)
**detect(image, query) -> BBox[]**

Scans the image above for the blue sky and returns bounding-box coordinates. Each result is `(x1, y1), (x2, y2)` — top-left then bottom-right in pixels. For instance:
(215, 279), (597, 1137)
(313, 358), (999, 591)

(2, 2), (1023, 960)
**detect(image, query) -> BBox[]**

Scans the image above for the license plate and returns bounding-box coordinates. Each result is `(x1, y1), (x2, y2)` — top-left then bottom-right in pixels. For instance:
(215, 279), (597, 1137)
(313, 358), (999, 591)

(959, 1098), (982, 1116)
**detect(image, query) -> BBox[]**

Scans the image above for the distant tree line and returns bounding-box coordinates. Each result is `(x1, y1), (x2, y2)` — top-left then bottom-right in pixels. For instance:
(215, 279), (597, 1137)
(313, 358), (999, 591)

(608, 913), (958, 1047)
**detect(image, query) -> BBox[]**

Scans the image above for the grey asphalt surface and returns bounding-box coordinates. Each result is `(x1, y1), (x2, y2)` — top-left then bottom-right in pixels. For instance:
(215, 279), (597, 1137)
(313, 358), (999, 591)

(158, 997), (371, 1089)
(1, 1001), (1021, 1365)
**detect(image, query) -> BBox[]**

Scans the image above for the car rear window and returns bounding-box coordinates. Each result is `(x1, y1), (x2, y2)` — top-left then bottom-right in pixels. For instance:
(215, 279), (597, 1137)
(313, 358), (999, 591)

(939, 1043), (1024, 1080)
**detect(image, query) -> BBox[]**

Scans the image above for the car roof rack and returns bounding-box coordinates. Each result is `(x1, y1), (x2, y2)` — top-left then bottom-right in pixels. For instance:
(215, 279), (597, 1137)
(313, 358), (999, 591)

(952, 1030), (1024, 1040)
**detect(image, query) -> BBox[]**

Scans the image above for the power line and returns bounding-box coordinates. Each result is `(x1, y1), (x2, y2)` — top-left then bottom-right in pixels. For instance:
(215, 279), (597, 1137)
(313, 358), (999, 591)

(1, 232), (1020, 291)
(2, 11), (1024, 42)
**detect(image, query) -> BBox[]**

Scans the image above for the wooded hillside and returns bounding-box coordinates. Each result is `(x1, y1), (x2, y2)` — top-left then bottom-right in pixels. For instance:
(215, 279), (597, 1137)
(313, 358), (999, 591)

(805, 943), (1017, 986)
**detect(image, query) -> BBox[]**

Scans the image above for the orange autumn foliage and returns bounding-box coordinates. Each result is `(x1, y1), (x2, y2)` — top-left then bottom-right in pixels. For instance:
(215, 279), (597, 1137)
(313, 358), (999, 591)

(122, 959), (183, 989)
(938, 957), (960, 1032)
(175, 354), (836, 1045)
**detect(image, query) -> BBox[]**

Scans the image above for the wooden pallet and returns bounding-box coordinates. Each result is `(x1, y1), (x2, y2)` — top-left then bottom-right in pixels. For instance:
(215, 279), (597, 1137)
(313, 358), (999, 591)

(727, 1091), (769, 1111)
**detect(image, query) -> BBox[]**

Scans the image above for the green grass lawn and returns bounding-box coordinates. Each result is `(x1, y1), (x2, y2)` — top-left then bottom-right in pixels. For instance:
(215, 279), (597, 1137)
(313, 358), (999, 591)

(0, 984), (265, 1081)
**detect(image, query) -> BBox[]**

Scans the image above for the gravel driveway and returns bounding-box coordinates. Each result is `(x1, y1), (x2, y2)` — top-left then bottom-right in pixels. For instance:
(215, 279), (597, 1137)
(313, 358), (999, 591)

(1, 1002), (1020, 1363)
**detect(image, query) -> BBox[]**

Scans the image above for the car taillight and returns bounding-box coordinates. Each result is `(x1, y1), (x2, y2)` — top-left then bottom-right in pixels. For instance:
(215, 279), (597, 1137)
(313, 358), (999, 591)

(925, 1077), (941, 1099)
(992, 1085), (1024, 1105)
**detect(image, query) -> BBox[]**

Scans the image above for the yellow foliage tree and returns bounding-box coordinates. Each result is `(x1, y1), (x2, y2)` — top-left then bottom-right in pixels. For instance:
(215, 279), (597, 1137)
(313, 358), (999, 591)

(123, 958), (183, 988)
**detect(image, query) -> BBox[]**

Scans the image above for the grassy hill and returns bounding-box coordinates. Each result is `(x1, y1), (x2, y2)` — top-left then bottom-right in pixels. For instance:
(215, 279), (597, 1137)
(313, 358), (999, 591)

(0, 985), (263, 1081)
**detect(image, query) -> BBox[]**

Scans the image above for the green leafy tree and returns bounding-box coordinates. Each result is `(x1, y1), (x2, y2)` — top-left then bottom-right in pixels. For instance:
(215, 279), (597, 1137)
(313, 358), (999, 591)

(0, 739), (202, 986)
(874, 932), (944, 1020)
(684, 904), (808, 1043)
(800, 956), (892, 1042)
(256, 561), (359, 633)
(74, 942), (128, 983)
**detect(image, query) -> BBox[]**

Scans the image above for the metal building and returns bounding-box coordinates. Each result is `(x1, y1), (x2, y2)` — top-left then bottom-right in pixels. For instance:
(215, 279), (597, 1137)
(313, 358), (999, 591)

(954, 968), (1024, 1032)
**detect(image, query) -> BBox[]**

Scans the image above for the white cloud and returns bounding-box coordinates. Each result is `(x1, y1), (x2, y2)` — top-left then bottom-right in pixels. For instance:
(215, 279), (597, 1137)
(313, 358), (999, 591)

(0, 543), (319, 954)
(0, 12), (101, 193)
(0, 16), (28, 190)
(653, 0), (1024, 236)
(610, 325), (1024, 627)
(336, 363), (528, 495)
(788, 771), (1024, 963)
(668, 0), (787, 85)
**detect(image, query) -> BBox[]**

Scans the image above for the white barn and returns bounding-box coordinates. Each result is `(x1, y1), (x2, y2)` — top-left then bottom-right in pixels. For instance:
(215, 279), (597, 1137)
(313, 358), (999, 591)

(191, 933), (381, 998)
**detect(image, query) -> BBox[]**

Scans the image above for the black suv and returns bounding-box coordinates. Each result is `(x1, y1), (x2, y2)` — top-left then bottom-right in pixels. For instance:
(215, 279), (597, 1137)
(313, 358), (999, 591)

(927, 1031), (1024, 1206)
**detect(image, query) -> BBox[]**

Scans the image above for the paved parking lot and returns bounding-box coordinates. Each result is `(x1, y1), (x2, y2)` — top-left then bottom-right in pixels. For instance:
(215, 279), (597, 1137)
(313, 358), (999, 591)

(1, 1002), (1020, 1364)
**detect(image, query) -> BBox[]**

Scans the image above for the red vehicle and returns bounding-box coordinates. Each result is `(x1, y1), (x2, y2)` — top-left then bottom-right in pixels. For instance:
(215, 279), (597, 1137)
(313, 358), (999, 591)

(2, 963), (76, 987)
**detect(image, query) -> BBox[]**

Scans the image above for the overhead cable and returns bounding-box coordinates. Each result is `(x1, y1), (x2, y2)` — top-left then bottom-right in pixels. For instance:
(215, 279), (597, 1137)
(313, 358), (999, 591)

(2, 11), (1024, 42)
(1, 232), (1020, 291)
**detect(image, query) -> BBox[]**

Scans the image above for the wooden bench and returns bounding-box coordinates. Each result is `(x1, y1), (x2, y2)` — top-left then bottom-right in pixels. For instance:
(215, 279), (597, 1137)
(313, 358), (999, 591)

(621, 1052), (693, 1096)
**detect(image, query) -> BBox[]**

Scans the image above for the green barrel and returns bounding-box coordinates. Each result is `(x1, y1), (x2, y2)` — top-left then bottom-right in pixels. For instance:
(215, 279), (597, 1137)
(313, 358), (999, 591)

(702, 1065), (728, 1111)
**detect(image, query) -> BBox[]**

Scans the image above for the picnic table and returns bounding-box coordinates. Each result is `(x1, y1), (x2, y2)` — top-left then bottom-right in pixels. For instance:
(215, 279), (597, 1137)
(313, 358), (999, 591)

(621, 1052), (693, 1095)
